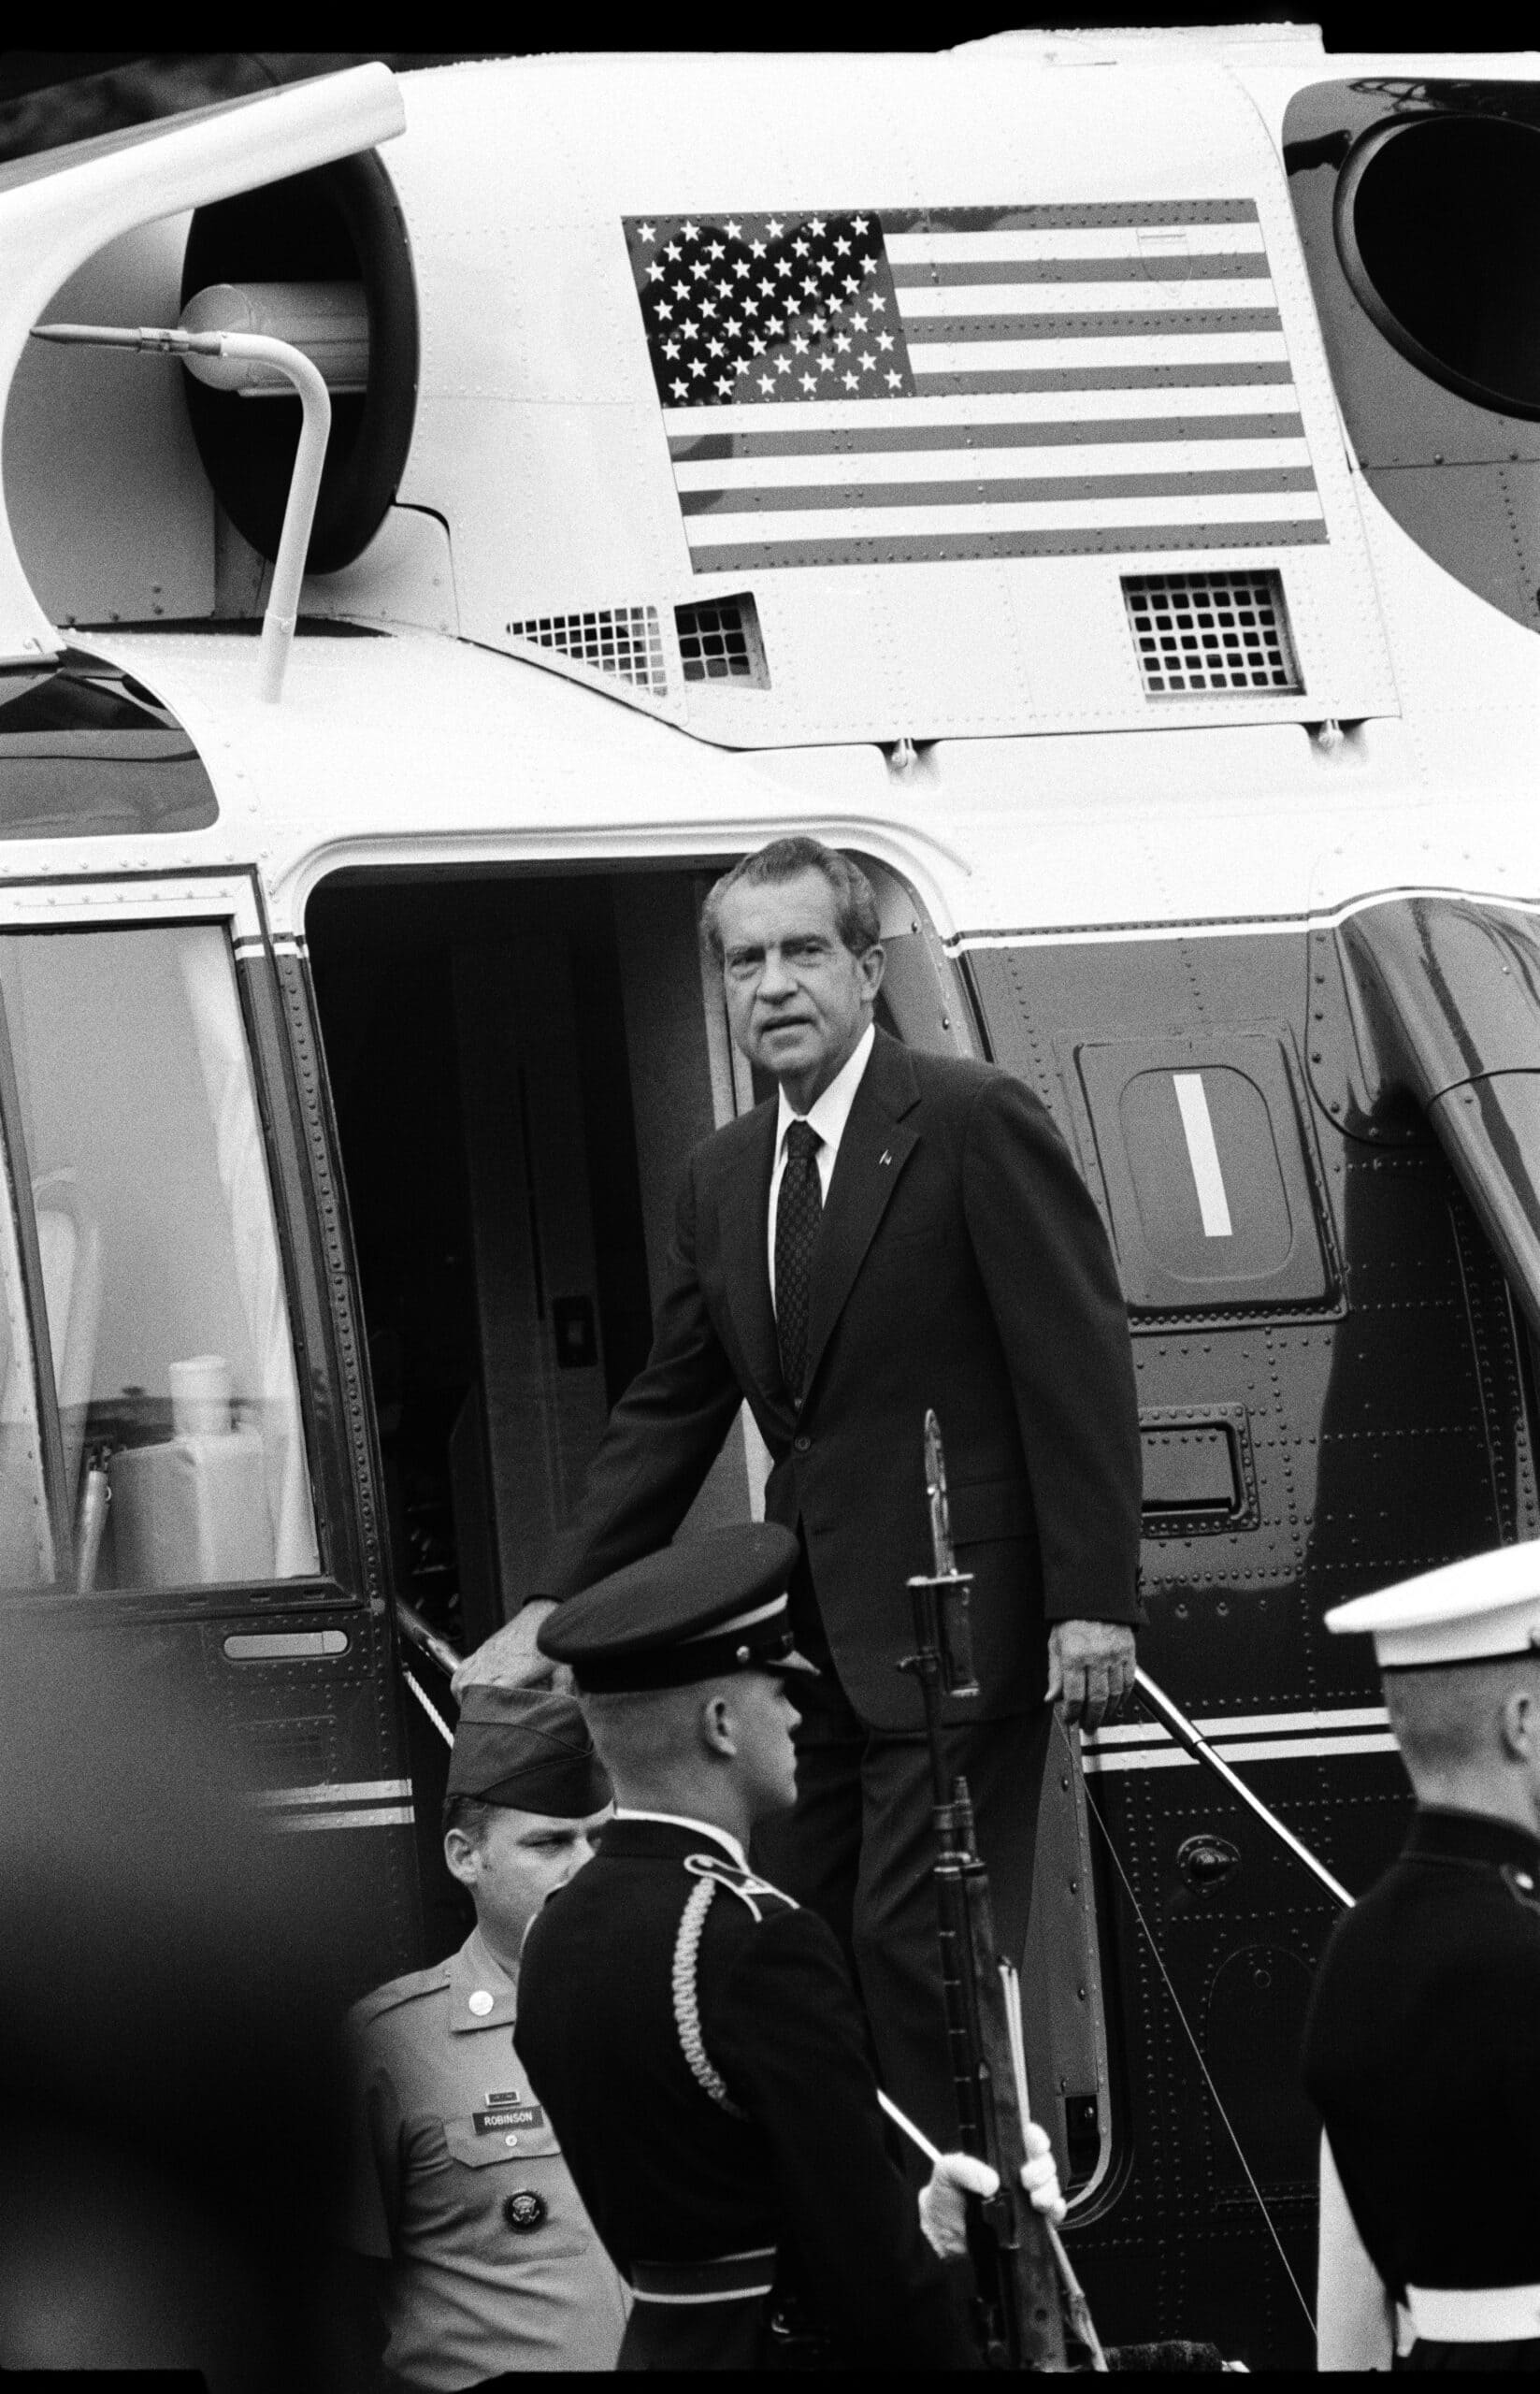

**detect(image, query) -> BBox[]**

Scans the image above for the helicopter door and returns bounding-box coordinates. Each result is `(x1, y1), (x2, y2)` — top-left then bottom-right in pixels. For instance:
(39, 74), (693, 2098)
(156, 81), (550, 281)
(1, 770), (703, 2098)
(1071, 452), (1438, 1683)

(0, 872), (417, 1999)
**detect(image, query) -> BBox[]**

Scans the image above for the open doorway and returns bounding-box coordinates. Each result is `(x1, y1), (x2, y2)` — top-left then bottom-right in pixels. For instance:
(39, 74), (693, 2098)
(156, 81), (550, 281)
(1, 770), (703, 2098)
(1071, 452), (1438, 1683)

(308, 866), (760, 1948)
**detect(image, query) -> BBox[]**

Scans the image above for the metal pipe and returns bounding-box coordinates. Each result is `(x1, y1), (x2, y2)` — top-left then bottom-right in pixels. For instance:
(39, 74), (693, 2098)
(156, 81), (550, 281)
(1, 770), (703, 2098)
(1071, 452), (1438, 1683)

(30, 321), (332, 705)
(395, 1592), (464, 1684)
(1134, 1666), (1355, 1909)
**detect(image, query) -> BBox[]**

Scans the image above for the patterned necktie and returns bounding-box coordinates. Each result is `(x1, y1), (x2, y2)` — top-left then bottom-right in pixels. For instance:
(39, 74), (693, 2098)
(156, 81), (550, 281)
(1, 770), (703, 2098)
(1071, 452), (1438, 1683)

(775, 1119), (824, 1401)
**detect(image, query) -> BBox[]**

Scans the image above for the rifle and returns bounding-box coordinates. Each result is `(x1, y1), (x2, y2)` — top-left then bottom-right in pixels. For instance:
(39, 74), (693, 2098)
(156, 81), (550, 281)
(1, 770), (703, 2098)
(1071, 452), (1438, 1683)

(902, 1408), (1105, 2373)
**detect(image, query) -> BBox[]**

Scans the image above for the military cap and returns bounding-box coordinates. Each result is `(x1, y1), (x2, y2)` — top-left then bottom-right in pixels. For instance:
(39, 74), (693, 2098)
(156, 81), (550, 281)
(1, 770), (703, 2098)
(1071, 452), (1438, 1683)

(538, 1522), (817, 1694)
(446, 1683), (612, 1814)
(1327, 1543), (1540, 1670)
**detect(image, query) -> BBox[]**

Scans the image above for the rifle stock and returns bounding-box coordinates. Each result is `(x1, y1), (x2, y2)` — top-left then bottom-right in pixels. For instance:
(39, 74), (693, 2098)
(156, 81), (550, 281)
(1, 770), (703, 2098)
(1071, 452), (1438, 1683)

(903, 1410), (1073, 2372)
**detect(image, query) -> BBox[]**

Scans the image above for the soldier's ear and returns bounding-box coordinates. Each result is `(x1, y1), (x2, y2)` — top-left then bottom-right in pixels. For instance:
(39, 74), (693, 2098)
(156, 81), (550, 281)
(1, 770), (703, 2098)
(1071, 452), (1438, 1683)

(1499, 1683), (1540, 1763)
(698, 1691), (737, 1758)
(443, 1825), (482, 1887)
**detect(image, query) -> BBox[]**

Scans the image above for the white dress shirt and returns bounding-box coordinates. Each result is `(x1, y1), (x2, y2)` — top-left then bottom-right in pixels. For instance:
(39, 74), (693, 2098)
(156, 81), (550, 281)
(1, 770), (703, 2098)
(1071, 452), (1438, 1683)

(767, 1022), (876, 1311)
(612, 1808), (749, 1870)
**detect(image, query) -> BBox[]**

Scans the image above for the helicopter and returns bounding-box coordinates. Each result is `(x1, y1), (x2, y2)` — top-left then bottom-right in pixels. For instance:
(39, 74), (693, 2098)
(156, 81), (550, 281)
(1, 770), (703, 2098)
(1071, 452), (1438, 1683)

(2, 34), (1539, 2367)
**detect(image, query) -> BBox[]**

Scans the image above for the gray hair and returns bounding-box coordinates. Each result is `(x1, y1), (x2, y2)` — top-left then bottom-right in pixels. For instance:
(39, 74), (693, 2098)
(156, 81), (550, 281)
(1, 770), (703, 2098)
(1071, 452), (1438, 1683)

(699, 837), (881, 967)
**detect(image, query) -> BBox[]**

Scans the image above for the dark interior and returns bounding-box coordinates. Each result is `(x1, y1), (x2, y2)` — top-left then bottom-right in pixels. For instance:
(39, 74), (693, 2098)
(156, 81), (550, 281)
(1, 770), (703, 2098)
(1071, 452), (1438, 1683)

(1344, 114), (1540, 418)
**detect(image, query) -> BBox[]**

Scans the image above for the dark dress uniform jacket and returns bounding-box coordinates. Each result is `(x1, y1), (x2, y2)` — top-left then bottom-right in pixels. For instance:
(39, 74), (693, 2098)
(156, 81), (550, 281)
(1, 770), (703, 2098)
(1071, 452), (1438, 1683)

(517, 1817), (973, 2370)
(1302, 1807), (1540, 2367)
(542, 1031), (1142, 1727)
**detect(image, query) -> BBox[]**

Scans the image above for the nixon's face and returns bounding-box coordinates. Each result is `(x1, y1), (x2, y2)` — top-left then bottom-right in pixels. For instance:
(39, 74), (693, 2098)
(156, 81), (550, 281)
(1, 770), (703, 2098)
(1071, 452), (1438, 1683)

(731, 1672), (801, 1822)
(716, 870), (883, 1103)
(449, 1804), (612, 1950)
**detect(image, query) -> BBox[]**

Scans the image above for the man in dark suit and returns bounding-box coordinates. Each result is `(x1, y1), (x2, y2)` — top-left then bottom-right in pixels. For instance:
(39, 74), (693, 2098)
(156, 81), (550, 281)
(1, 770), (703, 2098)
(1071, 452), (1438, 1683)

(457, 836), (1143, 2146)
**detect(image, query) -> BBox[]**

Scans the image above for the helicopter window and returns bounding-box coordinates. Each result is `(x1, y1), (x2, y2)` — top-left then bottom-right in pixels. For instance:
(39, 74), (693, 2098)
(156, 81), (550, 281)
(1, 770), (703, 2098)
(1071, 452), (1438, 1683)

(1337, 114), (1540, 420)
(0, 924), (319, 1596)
(1076, 1031), (1336, 1315)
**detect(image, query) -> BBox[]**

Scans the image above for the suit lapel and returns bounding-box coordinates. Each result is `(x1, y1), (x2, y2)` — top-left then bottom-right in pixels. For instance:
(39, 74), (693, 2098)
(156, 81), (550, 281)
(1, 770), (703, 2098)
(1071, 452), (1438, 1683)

(803, 1033), (920, 1394)
(715, 1102), (788, 1418)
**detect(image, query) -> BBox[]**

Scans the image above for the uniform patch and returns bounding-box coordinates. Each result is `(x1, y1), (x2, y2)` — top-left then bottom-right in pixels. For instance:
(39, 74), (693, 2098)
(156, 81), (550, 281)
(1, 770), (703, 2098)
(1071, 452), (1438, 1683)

(504, 2189), (547, 2231)
(486, 2087), (523, 2105)
(474, 2103), (544, 2134)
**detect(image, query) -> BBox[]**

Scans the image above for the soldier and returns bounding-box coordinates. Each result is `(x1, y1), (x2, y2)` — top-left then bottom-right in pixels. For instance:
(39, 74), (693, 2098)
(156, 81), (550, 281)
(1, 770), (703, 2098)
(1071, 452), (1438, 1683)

(515, 1521), (1065, 2372)
(1303, 1546), (1540, 2372)
(338, 1685), (628, 2385)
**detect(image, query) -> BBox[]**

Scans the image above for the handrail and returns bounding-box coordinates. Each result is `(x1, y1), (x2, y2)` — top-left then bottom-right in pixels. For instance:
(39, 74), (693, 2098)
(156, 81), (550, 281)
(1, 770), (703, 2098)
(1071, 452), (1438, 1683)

(1134, 1667), (1355, 1909)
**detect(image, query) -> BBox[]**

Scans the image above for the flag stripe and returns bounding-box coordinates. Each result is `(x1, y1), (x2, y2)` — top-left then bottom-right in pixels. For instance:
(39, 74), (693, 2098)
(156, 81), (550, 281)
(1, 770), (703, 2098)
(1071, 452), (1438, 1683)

(899, 281), (1278, 318)
(882, 199), (1259, 233)
(670, 411), (1305, 461)
(889, 252), (1273, 286)
(686, 490), (1325, 543)
(687, 522), (1330, 570)
(682, 468), (1317, 516)
(910, 334), (1289, 373)
(885, 226), (1264, 267)
(675, 444), (1313, 494)
(908, 360), (1297, 393)
(910, 310), (1283, 345)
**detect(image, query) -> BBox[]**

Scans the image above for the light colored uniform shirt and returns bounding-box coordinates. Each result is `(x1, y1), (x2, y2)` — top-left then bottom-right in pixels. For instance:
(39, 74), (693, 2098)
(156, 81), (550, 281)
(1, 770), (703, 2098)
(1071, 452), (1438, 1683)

(341, 1925), (628, 2385)
(767, 1021), (875, 1309)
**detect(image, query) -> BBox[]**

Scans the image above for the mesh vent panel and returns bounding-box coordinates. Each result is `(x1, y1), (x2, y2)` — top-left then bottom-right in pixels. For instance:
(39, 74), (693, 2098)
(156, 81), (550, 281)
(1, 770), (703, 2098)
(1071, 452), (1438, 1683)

(675, 595), (770, 687)
(506, 606), (666, 696)
(1123, 570), (1302, 698)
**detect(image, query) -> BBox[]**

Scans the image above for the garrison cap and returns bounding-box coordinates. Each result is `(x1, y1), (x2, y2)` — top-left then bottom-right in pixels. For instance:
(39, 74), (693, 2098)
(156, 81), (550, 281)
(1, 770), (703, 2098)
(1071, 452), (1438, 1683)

(538, 1522), (817, 1694)
(1326, 1544), (1540, 1670)
(445, 1683), (612, 1814)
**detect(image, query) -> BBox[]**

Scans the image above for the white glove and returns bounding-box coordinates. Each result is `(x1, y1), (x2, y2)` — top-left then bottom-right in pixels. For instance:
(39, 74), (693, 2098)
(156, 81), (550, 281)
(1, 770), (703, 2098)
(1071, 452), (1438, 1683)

(917, 2121), (1067, 2259)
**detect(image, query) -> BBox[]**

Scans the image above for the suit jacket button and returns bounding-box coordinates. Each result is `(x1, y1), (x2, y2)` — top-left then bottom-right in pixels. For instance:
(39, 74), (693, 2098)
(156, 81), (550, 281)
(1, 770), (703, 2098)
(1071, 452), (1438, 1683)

(794, 1434), (811, 1453)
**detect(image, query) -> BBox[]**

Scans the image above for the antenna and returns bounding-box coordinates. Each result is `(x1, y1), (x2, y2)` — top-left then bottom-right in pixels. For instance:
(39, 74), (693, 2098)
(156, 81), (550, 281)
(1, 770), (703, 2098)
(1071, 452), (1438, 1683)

(29, 322), (332, 706)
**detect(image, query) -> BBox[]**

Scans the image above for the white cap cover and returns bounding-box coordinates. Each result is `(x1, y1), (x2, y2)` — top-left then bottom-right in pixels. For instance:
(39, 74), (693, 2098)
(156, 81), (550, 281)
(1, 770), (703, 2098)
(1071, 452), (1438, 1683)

(1325, 1542), (1540, 1668)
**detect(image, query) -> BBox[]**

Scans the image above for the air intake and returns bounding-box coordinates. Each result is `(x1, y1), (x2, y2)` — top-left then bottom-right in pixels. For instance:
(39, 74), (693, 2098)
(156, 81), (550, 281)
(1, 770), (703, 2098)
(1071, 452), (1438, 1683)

(675, 595), (769, 686)
(1123, 570), (1303, 698)
(505, 606), (667, 697)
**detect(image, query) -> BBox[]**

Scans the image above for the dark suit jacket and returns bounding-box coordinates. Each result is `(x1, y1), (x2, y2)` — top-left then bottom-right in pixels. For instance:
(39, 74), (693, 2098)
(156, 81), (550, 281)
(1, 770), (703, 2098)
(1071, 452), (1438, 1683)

(543, 1029), (1143, 1728)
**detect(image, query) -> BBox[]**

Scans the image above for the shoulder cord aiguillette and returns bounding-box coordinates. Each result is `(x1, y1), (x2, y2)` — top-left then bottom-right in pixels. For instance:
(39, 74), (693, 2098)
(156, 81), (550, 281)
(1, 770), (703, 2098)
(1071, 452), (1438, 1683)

(671, 1875), (748, 2119)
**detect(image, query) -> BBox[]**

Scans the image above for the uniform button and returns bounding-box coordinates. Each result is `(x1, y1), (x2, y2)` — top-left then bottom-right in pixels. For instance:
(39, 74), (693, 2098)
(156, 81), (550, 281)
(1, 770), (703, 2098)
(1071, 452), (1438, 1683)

(504, 2134), (519, 2147)
(1519, 1873), (1535, 1893)
(468, 1989), (494, 2016)
(794, 1435), (811, 1453)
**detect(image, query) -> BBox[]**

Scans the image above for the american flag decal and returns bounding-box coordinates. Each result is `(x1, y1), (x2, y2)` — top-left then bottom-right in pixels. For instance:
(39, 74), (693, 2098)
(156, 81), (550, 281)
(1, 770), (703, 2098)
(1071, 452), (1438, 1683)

(622, 205), (1327, 572)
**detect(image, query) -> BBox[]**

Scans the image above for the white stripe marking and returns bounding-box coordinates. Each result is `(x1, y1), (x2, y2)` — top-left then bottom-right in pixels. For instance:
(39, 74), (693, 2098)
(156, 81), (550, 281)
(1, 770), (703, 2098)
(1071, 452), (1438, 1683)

(898, 278), (1278, 319)
(272, 1805), (417, 1830)
(673, 439), (1313, 492)
(666, 383), (1300, 435)
(1173, 1073), (1233, 1238)
(885, 225), (1267, 264)
(253, 1778), (412, 1806)
(1082, 1732), (1400, 1773)
(685, 490), (1323, 550)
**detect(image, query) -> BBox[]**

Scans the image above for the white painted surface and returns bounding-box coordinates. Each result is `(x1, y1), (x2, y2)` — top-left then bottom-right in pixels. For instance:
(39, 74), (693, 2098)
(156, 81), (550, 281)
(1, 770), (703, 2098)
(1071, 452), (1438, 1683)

(1173, 1073), (1234, 1238)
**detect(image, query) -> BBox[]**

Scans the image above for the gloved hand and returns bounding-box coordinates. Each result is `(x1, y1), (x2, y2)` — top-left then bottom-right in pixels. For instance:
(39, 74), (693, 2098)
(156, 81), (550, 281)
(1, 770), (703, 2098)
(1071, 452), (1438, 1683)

(917, 2121), (1066, 2259)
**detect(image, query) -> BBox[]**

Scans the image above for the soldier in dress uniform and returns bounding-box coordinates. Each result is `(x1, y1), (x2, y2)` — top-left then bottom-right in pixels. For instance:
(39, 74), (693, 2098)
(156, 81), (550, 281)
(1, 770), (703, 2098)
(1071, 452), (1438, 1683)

(1303, 1546), (1540, 2372)
(338, 1686), (628, 2386)
(515, 1520), (1065, 2372)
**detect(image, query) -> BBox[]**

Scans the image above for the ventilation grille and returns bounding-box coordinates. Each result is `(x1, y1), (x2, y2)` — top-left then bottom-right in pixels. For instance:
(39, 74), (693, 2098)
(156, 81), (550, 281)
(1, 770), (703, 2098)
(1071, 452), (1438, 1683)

(506, 606), (667, 697)
(675, 595), (770, 687)
(1123, 570), (1302, 698)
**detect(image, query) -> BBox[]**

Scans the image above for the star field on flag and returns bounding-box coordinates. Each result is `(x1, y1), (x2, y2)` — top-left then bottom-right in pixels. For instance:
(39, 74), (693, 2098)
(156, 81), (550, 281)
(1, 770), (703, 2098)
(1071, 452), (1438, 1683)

(622, 205), (1328, 572)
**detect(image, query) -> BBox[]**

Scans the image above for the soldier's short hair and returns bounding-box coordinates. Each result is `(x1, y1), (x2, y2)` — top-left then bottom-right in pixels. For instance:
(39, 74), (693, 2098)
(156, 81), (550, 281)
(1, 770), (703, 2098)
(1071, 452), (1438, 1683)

(699, 837), (881, 967)
(1384, 1651), (1540, 1772)
(441, 1792), (497, 1847)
